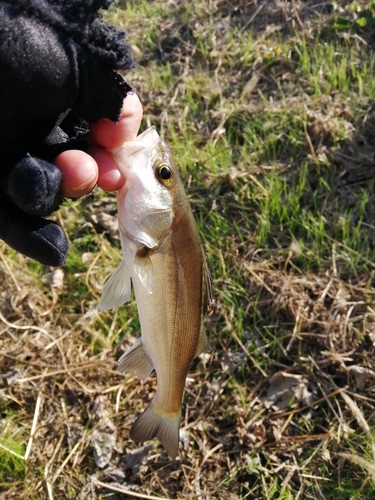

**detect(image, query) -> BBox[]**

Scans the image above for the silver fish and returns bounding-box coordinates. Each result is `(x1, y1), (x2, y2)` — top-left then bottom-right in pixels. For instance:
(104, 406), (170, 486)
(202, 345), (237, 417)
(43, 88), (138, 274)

(99, 127), (212, 459)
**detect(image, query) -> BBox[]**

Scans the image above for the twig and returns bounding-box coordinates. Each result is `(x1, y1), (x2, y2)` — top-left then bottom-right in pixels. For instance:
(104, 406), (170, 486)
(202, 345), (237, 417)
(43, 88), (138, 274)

(90, 477), (178, 500)
(249, 173), (268, 195)
(0, 311), (51, 337)
(342, 305), (355, 351)
(261, 434), (330, 449)
(44, 433), (65, 497)
(280, 464), (298, 495)
(196, 442), (223, 481)
(303, 120), (317, 159)
(51, 440), (81, 484)
(240, 1), (266, 33)
(25, 392), (43, 460)
(317, 278), (334, 303)
(269, 387), (344, 418)
(231, 330), (268, 377)
(337, 453), (375, 482)
(115, 384), (124, 414)
(242, 262), (276, 296)
(15, 361), (114, 383)
(0, 393), (43, 462)
(46, 481), (54, 500)
(0, 250), (20, 291)
(342, 391), (375, 462)
(286, 311), (300, 352)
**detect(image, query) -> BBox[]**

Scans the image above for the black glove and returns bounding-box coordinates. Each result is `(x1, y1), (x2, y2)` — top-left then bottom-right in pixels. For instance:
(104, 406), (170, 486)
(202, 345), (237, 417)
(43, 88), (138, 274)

(0, 0), (134, 266)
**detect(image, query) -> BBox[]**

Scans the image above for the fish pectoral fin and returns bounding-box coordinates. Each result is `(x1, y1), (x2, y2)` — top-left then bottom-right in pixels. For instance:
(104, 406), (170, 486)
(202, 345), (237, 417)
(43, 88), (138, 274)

(130, 401), (181, 460)
(117, 339), (154, 380)
(134, 251), (154, 294)
(98, 262), (131, 311)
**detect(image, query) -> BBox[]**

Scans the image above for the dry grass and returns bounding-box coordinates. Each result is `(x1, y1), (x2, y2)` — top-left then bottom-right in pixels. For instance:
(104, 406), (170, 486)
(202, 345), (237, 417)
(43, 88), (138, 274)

(2, 243), (375, 499)
(1, 1), (375, 499)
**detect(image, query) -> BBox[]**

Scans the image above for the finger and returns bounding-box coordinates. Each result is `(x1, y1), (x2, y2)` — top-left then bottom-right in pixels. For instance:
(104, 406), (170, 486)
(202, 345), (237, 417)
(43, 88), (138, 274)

(4, 155), (62, 216)
(0, 201), (68, 267)
(89, 92), (143, 148)
(88, 147), (126, 191)
(54, 149), (99, 198)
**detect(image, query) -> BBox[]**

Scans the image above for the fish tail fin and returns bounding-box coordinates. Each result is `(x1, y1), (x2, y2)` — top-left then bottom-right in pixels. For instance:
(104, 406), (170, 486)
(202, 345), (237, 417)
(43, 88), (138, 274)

(130, 401), (181, 459)
(98, 262), (131, 311)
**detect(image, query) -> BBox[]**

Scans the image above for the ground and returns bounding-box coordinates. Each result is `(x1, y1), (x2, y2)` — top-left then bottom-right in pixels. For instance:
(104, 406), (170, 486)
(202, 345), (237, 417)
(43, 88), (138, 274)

(1, 1), (375, 499)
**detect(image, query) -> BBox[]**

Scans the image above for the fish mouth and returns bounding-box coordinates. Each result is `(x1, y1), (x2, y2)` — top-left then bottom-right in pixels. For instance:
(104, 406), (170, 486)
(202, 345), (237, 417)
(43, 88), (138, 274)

(117, 127), (161, 160)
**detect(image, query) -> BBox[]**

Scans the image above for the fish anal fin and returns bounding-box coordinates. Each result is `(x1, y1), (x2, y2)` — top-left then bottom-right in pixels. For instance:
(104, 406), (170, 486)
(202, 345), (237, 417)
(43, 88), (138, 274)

(98, 262), (131, 311)
(117, 339), (154, 380)
(195, 329), (211, 357)
(130, 401), (181, 460)
(134, 249), (154, 294)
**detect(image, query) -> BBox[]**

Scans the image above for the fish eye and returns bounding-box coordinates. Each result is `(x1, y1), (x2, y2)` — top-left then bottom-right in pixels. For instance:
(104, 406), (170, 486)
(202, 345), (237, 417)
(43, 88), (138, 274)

(155, 163), (174, 186)
(160, 166), (171, 180)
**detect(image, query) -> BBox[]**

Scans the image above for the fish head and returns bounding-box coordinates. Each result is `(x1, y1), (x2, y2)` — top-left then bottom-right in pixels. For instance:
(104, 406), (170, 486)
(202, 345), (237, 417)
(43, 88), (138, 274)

(111, 127), (187, 249)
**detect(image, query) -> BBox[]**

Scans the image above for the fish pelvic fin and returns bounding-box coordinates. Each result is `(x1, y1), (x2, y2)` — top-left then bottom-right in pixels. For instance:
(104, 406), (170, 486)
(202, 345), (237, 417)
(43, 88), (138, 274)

(117, 339), (154, 380)
(98, 262), (131, 311)
(130, 401), (181, 460)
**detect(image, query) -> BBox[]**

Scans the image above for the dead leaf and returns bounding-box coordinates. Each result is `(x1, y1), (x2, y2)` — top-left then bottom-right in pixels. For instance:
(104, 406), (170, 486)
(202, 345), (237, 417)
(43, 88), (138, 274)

(248, 421), (266, 443)
(91, 421), (117, 468)
(221, 350), (246, 374)
(90, 395), (112, 422)
(263, 372), (313, 410)
(2, 368), (22, 386)
(241, 72), (260, 101)
(90, 396), (117, 468)
(91, 212), (119, 240)
(42, 269), (64, 289)
(347, 365), (375, 390)
(123, 444), (153, 474)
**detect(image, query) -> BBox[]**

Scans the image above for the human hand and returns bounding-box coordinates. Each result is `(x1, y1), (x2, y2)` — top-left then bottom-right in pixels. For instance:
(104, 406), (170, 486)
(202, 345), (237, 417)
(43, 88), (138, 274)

(54, 92), (143, 197)
(0, 92), (143, 268)
(0, 0), (136, 267)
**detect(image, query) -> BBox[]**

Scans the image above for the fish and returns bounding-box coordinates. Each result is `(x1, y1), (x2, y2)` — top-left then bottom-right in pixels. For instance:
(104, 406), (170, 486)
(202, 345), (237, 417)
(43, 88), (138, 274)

(98, 126), (212, 459)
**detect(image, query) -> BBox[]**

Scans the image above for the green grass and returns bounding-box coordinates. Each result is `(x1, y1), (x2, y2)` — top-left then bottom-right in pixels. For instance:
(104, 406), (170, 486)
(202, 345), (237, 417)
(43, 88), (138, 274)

(1, 0), (375, 498)
(0, 412), (27, 492)
(0, 438), (25, 487)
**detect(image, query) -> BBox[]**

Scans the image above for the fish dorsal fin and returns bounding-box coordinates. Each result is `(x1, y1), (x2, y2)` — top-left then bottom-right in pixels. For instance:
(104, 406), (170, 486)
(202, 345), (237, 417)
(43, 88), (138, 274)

(194, 255), (213, 357)
(204, 255), (214, 312)
(134, 250), (154, 294)
(117, 339), (154, 380)
(98, 262), (131, 311)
